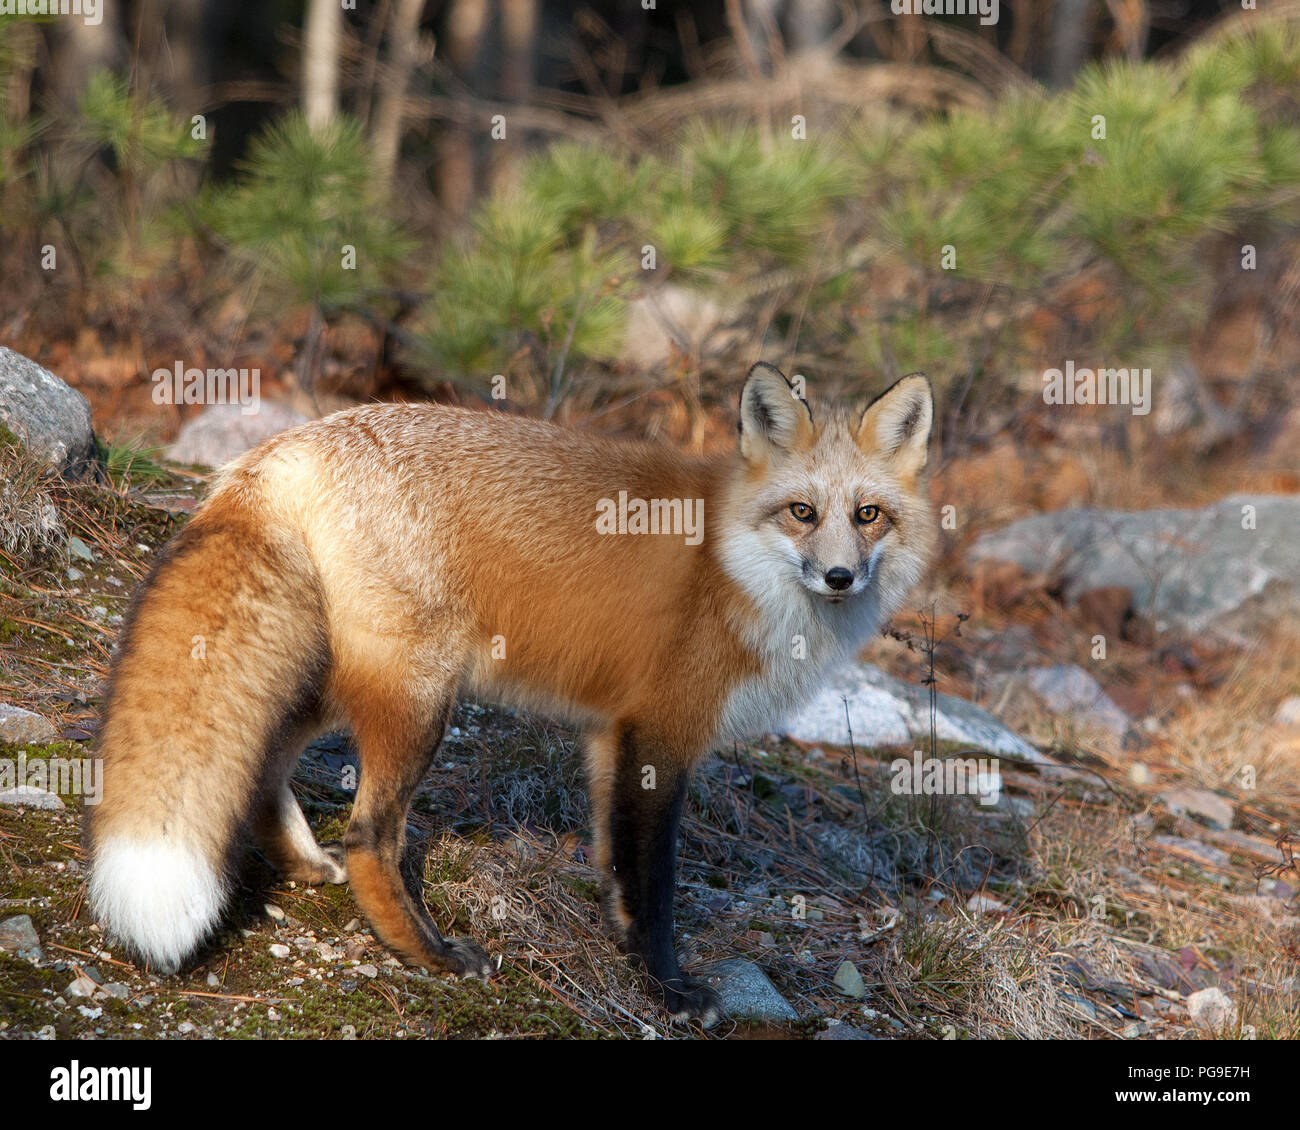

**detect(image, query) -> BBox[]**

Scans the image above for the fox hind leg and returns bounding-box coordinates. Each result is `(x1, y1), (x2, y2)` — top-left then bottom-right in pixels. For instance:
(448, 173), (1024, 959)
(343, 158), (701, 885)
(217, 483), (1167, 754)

(337, 662), (492, 980)
(254, 783), (347, 885)
(251, 709), (347, 886)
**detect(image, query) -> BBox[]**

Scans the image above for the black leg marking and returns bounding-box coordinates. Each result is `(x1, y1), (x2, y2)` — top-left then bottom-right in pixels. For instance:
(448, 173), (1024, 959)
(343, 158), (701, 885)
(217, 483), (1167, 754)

(609, 728), (724, 1026)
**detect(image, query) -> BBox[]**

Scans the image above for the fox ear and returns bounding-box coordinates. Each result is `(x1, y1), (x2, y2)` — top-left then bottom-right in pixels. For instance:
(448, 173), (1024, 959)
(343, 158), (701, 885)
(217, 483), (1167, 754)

(857, 373), (933, 476)
(738, 363), (814, 463)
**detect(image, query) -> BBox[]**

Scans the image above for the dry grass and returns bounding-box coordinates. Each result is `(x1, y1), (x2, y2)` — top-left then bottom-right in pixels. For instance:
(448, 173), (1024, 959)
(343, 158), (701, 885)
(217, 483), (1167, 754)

(1157, 629), (1300, 805)
(0, 438), (65, 560)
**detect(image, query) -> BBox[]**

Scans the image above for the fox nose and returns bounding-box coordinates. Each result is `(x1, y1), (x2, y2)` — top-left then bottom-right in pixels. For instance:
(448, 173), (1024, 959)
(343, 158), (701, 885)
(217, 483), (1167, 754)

(825, 567), (854, 591)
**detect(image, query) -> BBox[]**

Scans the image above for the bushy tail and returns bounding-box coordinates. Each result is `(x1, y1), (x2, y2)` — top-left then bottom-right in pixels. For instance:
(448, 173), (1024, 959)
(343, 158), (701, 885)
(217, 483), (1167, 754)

(88, 495), (327, 972)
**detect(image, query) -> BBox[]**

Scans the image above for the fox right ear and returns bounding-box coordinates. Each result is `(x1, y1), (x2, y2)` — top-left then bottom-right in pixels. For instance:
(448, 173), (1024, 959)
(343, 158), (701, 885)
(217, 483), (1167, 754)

(738, 363), (814, 463)
(856, 372), (933, 477)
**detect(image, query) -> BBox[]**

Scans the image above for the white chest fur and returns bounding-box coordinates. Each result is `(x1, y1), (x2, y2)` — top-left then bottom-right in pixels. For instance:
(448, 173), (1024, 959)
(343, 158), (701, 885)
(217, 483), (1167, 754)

(714, 573), (883, 744)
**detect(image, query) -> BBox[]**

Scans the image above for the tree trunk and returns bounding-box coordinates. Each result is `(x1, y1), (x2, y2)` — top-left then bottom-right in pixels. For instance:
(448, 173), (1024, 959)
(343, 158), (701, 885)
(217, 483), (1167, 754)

(785, 0), (837, 56)
(303, 0), (342, 131)
(436, 0), (488, 223)
(1049, 0), (1094, 88)
(370, 0), (425, 192)
(52, 0), (124, 105)
(486, 0), (537, 196)
(161, 0), (206, 117)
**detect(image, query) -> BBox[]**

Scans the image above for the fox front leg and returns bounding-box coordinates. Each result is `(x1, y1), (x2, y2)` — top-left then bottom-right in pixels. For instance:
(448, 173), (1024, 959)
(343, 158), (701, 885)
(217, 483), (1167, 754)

(599, 727), (724, 1027)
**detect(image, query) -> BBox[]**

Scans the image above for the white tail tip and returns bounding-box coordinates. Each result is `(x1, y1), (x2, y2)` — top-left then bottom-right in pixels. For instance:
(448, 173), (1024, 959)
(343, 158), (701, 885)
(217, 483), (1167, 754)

(89, 837), (227, 973)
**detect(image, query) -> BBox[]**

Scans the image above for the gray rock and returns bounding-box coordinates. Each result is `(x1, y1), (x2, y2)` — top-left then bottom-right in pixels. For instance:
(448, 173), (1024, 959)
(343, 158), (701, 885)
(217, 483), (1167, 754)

(0, 787), (64, 810)
(815, 1023), (879, 1040)
(0, 703), (57, 744)
(65, 535), (93, 562)
(782, 662), (1046, 763)
(969, 624), (1049, 678)
(1187, 986), (1236, 1029)
(0, 346), (95, 473)
(65, 975), (98, 999)
(0, 914), (43, 961)
(167, 402), (308, 469)
(969, 496), (1300, 642)
(986, 664), (1130, 739)
(832, 960), (865, 999)
(702, 958), (797, 1022)
(1275, 696), (1300, 727)
(997, 794), (1037, 820)
(1259, 877), (1294, 902)
(1153, 835), (1230, 870)
(1158, 788), (1234, 831)
(1063, 993), (1098, 1021)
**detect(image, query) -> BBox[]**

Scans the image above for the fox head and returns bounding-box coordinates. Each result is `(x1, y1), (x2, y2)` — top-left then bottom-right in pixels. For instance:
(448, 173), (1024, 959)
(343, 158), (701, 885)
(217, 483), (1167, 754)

(726, 362), (935, 610)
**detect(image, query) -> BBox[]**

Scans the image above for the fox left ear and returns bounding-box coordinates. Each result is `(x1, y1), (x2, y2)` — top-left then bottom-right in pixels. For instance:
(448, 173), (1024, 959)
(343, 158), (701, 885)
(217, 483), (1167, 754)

(738, 362), (815, 463)
(857, 373), (933, 476)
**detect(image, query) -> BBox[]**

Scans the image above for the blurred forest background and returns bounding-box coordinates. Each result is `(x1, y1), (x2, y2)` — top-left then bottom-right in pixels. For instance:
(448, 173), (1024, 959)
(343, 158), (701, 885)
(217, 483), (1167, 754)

(0, 0), (1298, 483)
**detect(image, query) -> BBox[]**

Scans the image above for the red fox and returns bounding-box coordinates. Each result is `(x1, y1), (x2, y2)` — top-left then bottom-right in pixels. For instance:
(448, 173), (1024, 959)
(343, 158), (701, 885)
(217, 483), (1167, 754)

(88, 363), (934, 1024)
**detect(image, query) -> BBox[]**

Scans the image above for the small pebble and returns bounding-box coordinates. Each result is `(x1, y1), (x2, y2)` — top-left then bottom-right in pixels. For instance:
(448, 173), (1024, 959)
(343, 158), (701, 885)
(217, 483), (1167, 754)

(833, 960), (866, 999)
(65, 976), (98, 999)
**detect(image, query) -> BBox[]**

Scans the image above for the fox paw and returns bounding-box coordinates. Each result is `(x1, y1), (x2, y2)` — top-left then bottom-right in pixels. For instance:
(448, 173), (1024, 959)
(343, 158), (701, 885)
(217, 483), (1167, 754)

(282, 841), (347, 886)
(317, 842), (348, 884)
(659, 975), (726, 1029)
(432, 937), (495, 981)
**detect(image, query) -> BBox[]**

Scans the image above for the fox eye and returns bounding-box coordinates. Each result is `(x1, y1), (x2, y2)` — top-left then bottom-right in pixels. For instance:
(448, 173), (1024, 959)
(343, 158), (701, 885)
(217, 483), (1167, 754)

(857, 505), (880, 524)
(790, 502), (816, 523)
